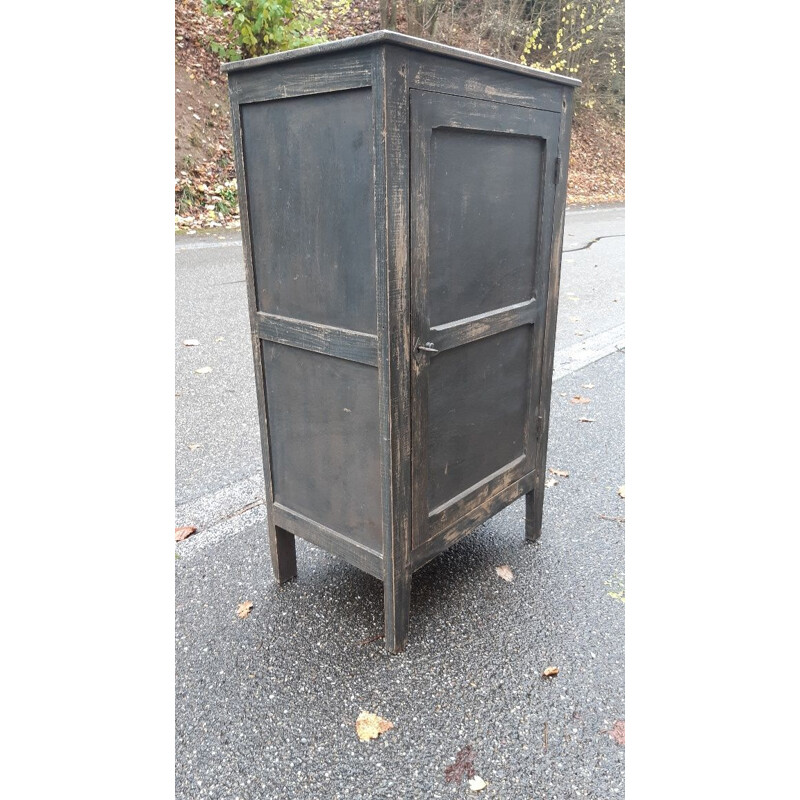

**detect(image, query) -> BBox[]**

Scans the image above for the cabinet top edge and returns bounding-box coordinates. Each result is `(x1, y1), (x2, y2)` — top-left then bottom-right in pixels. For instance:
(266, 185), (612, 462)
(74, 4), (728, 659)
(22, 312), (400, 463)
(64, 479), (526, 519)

(221, 29), (581, 88)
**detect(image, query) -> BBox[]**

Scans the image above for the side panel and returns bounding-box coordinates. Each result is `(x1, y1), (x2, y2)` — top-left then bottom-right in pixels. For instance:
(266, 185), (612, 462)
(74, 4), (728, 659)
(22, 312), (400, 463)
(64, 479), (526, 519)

(231, 54), (383, 575)
(241, 88), (376, 333)
(263, 344), (382, 552)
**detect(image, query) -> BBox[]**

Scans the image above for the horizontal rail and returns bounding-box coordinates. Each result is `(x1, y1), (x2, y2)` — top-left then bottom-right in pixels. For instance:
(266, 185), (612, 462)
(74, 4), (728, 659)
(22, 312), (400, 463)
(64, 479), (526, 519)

(430, 298), (538, 353)
(255, 312), (379, 367)
(411, 468), (536, 572)
(272, 503), (383, 579)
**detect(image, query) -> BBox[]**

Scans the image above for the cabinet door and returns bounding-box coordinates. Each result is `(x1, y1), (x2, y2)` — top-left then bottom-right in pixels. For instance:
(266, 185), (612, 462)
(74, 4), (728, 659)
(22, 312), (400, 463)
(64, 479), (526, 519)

(410, 89), (561, 549)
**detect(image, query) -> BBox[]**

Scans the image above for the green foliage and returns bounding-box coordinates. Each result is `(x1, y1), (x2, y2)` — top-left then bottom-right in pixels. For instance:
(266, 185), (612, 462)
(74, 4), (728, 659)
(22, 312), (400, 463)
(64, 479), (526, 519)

(177, 184), (197, 215)
(203, 0), (327, 61)
(213, 182), (238, 215)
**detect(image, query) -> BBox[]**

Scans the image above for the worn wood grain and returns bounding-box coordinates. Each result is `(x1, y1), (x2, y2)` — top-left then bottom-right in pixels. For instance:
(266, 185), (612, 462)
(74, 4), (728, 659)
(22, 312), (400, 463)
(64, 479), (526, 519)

(430, 298), (538, 354)
(272, 525), (298, 583)
(409, 89), (560, 553)
(255, 311), (378, 367)
(222, 30), (580, 88)
(240, 87), (376, 333)
(426, 327), (531, 512)
(378, 45), (413, 654)
(226, 38), (577, 654)
(262, 342), (382, 553)
(411, 469), (537, 571)
(228, 94), (296, 587)
(273, 503), (383, 579)
(228, 51), (372, 104)
(527, 87), (574, 543)
(410, 51), (564, 113)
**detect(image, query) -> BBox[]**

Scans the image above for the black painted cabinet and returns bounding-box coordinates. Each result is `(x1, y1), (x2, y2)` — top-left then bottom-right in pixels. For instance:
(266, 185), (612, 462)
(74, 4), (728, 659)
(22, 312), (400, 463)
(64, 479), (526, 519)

(224, 31), (578, 653)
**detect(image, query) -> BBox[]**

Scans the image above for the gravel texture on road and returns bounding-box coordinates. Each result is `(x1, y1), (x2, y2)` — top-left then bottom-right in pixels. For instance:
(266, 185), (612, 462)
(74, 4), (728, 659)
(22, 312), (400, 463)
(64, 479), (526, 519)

(175, 350), (625, 799)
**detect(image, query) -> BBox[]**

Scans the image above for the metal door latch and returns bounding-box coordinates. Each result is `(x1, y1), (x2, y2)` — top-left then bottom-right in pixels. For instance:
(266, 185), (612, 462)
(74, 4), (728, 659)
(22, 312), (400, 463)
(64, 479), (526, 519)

(414, 339), (438, 362)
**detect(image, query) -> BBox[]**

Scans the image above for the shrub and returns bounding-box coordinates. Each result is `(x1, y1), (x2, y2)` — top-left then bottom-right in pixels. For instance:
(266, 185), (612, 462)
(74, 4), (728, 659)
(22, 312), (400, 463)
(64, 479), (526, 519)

(203, 0), (326, 61)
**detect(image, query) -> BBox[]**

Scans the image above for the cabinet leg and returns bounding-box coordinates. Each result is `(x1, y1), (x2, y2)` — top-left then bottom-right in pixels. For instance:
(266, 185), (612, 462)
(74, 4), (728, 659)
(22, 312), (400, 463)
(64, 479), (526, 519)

(384, 571), (411, 654)
(525, 489), (543, 543)
(270, 524), (297, 584)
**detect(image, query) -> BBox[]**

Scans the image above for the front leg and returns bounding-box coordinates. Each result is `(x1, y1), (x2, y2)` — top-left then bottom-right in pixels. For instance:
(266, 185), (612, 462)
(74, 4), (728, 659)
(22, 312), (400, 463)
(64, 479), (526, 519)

(270, 524), (297, 584)
(383, 569), (411, 654)
(525, 488), (543, 543)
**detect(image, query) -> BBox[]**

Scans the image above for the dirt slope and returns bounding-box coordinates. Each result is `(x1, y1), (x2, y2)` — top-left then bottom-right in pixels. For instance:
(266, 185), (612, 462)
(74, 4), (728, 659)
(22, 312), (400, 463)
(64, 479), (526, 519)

(175, 0), (624, 230)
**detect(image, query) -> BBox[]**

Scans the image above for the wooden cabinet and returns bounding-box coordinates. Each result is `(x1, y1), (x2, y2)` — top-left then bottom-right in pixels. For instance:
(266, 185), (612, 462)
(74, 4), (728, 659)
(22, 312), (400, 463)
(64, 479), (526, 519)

(224, 31), (578, 653)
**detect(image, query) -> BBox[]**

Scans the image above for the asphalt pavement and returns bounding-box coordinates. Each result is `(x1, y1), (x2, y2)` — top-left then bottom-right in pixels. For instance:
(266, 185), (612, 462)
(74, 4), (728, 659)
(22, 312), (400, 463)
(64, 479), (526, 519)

(175, 204), (625, 798)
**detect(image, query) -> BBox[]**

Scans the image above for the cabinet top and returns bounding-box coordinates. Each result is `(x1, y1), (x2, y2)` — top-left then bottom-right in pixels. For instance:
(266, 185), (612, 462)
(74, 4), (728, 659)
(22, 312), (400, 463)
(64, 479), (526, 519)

(221, 29), (580, 88)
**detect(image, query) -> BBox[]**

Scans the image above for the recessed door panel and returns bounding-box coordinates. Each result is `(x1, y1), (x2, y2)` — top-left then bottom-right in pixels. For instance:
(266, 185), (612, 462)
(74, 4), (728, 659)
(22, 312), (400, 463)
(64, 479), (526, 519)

(428, 128), (543, 326)
(427, 325), (531, 513)
(410, 90), (561, 548)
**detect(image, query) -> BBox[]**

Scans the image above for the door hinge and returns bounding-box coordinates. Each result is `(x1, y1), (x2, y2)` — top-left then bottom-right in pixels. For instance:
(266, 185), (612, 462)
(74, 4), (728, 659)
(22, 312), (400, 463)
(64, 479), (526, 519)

(554, 156), (562, 185)
(536, 415), (544, 438)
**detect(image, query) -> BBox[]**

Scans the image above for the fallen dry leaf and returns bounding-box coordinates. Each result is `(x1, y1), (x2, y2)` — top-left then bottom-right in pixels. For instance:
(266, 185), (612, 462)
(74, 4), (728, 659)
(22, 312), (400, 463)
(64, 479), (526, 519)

(358, 632), (384, 647)
(548, 468), (569, 478)
(570, 395), (591, 404)
(469, 776), (488, 792)
(607, 719), (625, 745)
(545, 478), (558, 488)
(175, 525), (196, 542)
(183, 339), (199, 346)
(445, 745), (476, 783)
(618, 485), (625, 499)
(355, 711), (394, 742)
(195, 366), (212, 374)
(495, 565), (514, 582)
(542, 666), (559, 678)
(578, 417), (596, 423)
(236, 601), (254, 619)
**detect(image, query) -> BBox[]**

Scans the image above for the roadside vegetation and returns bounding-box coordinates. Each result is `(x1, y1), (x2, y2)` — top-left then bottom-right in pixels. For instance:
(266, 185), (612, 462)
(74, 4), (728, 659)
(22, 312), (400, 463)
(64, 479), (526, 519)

(175, 0), (624, 230)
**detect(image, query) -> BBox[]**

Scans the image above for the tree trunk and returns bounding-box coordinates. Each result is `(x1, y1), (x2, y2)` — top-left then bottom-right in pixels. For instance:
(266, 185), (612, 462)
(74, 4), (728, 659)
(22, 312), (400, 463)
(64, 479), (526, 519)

(380, 0), (398, 30)
(406, 0), (423, 36)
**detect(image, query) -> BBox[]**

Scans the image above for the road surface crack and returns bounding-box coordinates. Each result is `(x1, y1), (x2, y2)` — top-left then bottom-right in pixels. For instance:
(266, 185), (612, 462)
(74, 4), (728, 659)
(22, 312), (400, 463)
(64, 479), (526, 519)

(564, 234), (625, 253)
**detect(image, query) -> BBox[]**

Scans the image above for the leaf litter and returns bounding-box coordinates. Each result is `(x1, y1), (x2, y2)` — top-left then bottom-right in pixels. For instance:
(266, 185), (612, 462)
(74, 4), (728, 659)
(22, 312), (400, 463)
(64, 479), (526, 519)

(495, 565), (514, 582)
(355, 711), (393, 742)
(445, 745), (476, 783)
(175, 525), (196, 542)
(542, 666), (559, 678)
(605, 719), (625, 745)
